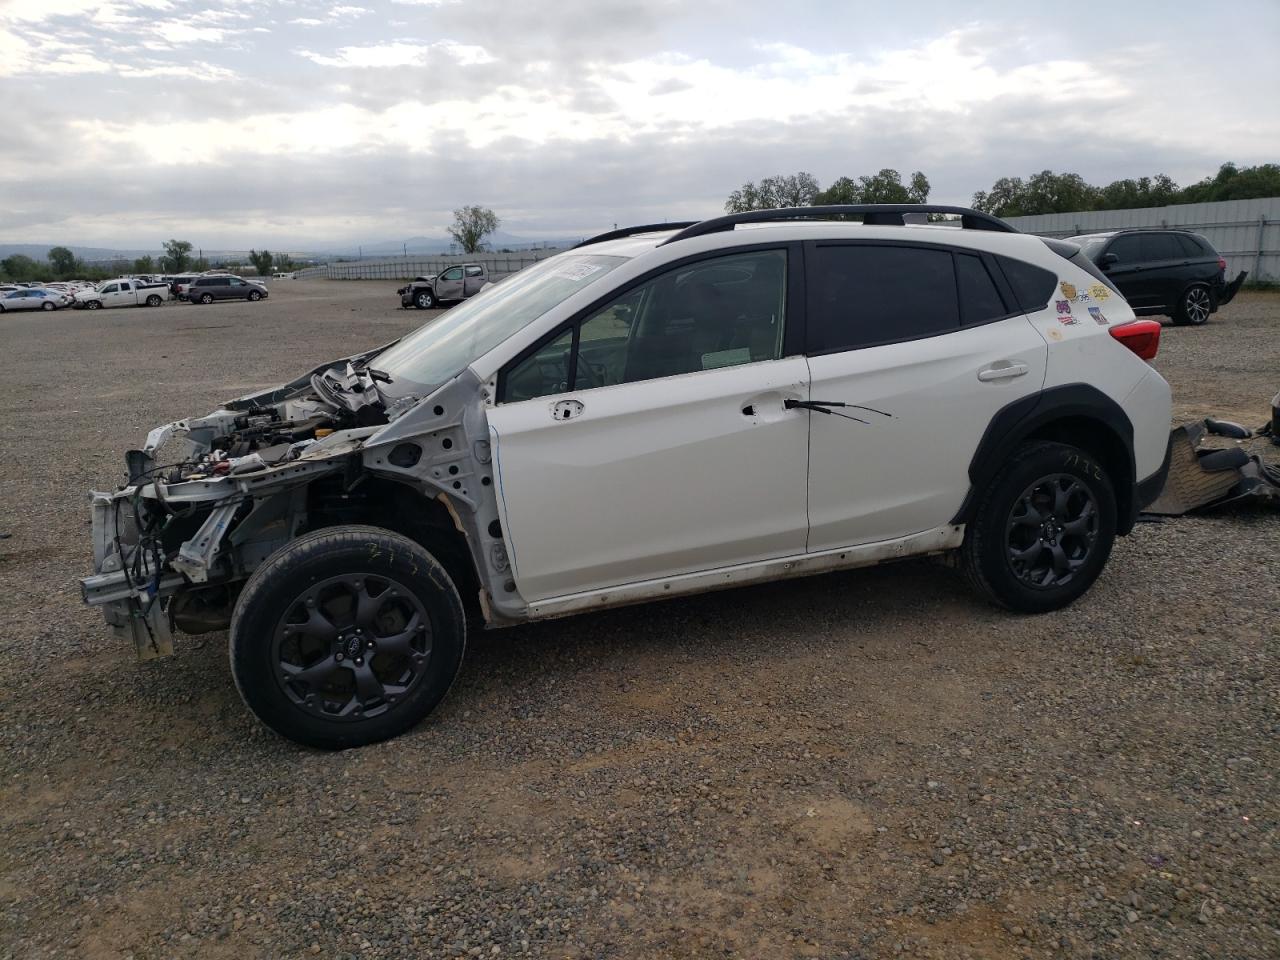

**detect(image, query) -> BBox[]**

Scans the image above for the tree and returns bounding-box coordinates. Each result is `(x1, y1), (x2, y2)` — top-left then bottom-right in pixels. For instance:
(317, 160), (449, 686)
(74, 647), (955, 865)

(48, 246), (76, 276)
(1179, 162), (1280, 204)
(725, 172), (820, 212)
(0, 254), (39, 280)
(133, 255), (155, 274)
(813, 169), (930, 205)
(160, 239), (193, 273)
(972, 171), (1098, 217)
(248, 249), (274, 277)
(449, 206), (500, 254)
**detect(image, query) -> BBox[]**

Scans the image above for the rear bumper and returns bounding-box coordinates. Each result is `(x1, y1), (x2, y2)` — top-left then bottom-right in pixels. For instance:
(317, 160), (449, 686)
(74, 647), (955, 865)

(1136, 432), (1174, 511)
(1214, 270), (1248, 307)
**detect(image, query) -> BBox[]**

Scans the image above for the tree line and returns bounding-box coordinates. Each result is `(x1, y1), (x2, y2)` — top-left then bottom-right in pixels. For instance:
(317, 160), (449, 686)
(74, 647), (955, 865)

(0, 238), (299, 283)
(725, 162), (1279, 218)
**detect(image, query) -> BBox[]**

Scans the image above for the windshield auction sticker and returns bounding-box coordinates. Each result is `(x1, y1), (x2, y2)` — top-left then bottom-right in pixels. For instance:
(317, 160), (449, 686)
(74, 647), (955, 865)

(550, 262), (605, 282)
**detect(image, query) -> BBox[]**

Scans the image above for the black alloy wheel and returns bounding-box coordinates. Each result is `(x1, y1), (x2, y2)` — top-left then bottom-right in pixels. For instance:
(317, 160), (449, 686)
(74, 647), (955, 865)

(960, 441), (1117, 613)
(1175, 285), (1211, 326)
(1005, 474), (1098, 589)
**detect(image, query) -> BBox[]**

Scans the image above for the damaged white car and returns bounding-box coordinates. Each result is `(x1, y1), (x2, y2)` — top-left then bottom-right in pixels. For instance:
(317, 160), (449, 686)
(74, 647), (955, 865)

(82, 206), (1173, 748)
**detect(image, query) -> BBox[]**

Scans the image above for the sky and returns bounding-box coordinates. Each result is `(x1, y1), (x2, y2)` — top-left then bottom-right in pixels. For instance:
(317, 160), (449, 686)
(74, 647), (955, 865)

(1, 0), (1277, 251)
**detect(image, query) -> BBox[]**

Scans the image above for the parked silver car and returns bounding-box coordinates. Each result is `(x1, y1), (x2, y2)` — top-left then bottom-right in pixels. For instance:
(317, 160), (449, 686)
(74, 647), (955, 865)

(0, 288), (61, 312)
(187, 276), (269, 304)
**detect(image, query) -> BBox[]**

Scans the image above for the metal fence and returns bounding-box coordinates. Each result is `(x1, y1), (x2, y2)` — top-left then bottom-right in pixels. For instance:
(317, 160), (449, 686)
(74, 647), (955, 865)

(1004, 198), (1280, 283)
(299, 249), (566, 282)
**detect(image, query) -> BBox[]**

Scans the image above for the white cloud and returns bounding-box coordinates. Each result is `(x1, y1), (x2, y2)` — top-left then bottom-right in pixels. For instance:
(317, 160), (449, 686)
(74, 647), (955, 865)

(298, 39), (494, 68)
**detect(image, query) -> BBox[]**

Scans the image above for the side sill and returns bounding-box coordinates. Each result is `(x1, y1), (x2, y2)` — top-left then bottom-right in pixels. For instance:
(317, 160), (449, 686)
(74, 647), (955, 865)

(526, 525), (965, 621)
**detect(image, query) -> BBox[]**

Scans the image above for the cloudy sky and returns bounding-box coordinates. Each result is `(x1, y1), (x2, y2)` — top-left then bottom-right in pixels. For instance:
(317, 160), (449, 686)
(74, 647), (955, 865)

(2, 0), (1276, 250)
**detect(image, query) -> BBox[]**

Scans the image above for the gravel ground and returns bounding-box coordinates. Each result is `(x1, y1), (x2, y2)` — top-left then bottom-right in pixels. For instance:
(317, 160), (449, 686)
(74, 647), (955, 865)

(1, 282), (1276, 960)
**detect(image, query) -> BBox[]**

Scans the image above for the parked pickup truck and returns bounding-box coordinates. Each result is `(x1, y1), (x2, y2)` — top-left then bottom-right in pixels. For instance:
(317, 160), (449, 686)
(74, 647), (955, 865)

(75, 278), (171, 310)
(398, 263), (489, 309)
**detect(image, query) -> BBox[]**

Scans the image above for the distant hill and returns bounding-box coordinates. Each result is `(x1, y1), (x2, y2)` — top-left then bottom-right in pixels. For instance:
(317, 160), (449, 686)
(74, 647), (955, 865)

(0, 243), (161, 262)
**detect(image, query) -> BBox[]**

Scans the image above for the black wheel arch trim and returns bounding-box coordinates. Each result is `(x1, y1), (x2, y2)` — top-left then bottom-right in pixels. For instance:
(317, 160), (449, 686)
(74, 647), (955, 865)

(951, 383), (1141, 535)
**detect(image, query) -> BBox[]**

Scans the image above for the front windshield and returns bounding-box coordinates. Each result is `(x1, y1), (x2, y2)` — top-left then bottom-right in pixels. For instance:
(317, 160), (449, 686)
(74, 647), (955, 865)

(374, 253), (627, 391)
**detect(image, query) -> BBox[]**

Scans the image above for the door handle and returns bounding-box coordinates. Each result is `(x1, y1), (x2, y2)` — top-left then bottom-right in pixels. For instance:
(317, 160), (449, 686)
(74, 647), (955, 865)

(977, 361), (1029, 382)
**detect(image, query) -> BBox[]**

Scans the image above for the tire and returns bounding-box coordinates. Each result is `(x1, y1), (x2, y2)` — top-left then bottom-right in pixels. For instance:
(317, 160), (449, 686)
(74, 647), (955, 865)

(229, 525), (467, 749)
(414, 289), (436, 309)
(1172, 284), (1211, 326)
(146, 294), (162, 307)
(42, 301), (55, 311)
(199, 293), (214, 304)
(85, 300), (101, 310)
(960, 441), (1117, 614)
(248, 290), (262, 301)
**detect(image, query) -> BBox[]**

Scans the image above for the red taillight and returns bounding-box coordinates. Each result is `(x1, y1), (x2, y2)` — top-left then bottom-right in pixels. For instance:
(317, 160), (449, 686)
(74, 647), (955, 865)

(1109, 319), (1162, 360)
(1217, 256), (1227, 273)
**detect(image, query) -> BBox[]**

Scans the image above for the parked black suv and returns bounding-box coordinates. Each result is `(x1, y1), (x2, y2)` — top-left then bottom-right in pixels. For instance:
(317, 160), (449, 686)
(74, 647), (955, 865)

(1070, 229), (1246, 326)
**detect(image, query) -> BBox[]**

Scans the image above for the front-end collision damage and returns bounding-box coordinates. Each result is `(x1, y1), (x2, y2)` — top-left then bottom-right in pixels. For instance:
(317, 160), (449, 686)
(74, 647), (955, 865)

(80, 357), (528, 660)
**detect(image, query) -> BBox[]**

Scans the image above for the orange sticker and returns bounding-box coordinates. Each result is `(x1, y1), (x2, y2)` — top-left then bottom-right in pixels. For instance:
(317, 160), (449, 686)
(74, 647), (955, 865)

(1060, 281), (1078, 300)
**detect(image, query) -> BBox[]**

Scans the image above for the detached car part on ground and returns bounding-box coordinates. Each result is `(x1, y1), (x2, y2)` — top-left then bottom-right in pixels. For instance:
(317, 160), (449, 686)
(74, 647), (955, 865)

(397, 263), (489, 309)
(81, 205), (1174, 749)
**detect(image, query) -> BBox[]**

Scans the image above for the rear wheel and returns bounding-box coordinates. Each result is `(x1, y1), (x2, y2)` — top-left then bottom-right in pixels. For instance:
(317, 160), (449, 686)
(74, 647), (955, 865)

(415, 288), (435, 309)
(41, 301), (55, 311)
(146, 294), (162, 307)
(1173, 284), (1211, 326)
(199, 293), (214, 304)
(961, 441), (1117, 613)
(230, 525), (467, 749)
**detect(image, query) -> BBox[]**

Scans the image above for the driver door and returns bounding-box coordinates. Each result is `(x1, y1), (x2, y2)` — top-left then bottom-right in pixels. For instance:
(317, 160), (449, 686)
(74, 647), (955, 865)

(436, 267), (464, 301)
(486, 247), (810, 603)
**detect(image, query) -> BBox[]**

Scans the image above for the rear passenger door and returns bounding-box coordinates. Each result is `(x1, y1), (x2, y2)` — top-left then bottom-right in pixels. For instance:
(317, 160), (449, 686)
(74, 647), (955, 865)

(1138, 233), (1187, 311)
(803, 242), (1048, 551)
(1101, 235), (1152, 307)
(462, 265), (486, 296)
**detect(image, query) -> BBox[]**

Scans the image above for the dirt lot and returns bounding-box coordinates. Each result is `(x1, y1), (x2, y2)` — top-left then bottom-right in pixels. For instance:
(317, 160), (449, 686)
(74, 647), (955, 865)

(1, 282), (1276, 960)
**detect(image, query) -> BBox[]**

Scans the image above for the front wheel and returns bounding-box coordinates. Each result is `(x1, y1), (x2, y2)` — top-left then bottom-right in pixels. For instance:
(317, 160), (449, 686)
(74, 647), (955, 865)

(146, 294), (162, 307)
(42, 301), (55, 311)
(415, 289), (435, 309)
(1172, 284), (1211, 326)
(248, 290), (262, 301)
(85, 300), (101, 310)
(230, 526), (467, 749)
(960, 441), (1117, 613)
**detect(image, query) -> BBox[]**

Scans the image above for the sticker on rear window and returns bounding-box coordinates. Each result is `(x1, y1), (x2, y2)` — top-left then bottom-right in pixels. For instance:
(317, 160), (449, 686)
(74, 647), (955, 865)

(1059, 281), (1078, 300)
(549, 262), (604, 282)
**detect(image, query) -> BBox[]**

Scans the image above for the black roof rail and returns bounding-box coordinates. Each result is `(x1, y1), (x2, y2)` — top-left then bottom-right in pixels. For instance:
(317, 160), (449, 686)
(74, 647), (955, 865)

(574, 222), (699, 249)
(658, 204), (1017, 246)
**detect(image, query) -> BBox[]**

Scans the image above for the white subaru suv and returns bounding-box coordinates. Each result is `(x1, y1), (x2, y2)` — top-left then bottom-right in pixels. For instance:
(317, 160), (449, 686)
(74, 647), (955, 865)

(81, 205), (1172, 748)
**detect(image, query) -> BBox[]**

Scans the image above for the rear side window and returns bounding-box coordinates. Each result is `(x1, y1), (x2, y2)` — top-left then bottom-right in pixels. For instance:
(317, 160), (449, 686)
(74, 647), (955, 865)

(955, 254), (1009, 325)
(995, 256), (1057, 314)
(1175, 234), (1206, 258)
(807, 245), (959, 353)
(1142, 234), (1182, 262)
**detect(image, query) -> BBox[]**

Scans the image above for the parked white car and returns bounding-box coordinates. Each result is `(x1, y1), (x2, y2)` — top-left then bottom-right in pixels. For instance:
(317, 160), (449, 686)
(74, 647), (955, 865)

(81, 205), (1172, 748)
(74, 278), (170, 310)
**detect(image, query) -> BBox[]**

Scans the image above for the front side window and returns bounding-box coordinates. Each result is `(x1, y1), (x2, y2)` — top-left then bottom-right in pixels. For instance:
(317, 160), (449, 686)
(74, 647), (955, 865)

(1107, 235), (1143, 263)
(501, 249), (787, 403)
(808, 245), (959, 353)
(374, 253), (627, 393)
(101, 284), (118, 294)
(441, 267), (464, 281)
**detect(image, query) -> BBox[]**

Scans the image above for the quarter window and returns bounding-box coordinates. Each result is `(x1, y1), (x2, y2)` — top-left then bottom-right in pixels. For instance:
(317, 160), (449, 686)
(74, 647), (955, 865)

(501, 249), (787, 402)
(807, 245), (959, 353)
(955, 253), (1009, 325)
(1175, 234), (1205, 258)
